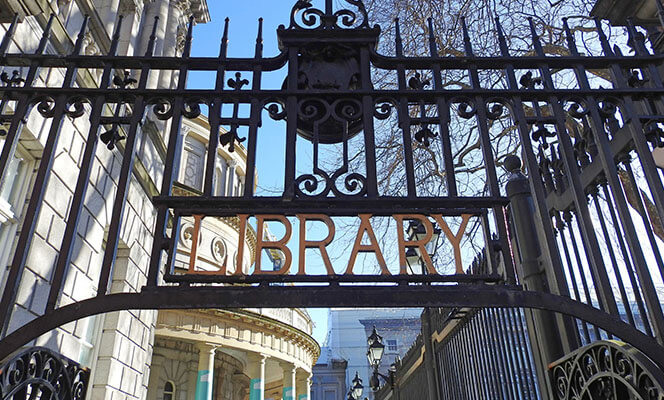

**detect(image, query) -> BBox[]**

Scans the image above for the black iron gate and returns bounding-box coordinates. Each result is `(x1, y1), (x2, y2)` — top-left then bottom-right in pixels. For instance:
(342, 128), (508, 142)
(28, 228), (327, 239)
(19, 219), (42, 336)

(2, 0), (664, 398)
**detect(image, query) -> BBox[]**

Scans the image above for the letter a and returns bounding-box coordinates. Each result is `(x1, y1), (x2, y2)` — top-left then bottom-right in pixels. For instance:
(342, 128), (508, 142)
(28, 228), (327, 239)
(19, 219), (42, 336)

(345, 214), (390, 275)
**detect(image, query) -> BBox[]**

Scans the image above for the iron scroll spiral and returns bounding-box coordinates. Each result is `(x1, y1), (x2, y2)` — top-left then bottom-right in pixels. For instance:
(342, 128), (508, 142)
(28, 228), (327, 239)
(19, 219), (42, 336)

(0, 347), (90, 400)
(549, 340), (664, 400)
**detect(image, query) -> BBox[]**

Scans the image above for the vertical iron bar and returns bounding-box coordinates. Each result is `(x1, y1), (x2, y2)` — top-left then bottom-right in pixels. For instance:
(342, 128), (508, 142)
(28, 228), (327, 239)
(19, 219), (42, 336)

(560, 18), (664, 340)
(145, 16), (194, 288)
(564, 211), (601, 339)
(0, 14), (19, 55)
(283, 47), (299, 199)
(427, 18), (457, 197)
(461, 18), (515, 283)
(600, 182), (653, 336)
(0, 14), (56, 177)
(203, 17), (229, 196)
(528, 19), (620, 320)
(590, 189), (635, 327)
(47, 15), (119, 311)
(360, 45), (378, 198)
(102, 16), (158, 292)
(0, 14), (81, 333)
(394, 19), (416, 197)
(494, 17), (576, 324)
(243, 18), (263, 198)
(480, 309), (505, 399)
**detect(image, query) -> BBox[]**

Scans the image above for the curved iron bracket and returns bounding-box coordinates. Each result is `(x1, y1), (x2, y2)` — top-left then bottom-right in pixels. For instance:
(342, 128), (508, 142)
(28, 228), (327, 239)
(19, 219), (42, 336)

(0, 286), (663, 369)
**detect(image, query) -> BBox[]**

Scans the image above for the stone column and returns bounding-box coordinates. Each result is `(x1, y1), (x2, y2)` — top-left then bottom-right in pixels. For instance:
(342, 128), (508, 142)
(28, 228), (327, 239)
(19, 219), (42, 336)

(227, 160), (237, 197)
(195, 343), (217, 400)
(247, 353), (267, 400)
(280, 362), (296, 400)
(160, 0), (190, 89)
(295, 372), (311, 400)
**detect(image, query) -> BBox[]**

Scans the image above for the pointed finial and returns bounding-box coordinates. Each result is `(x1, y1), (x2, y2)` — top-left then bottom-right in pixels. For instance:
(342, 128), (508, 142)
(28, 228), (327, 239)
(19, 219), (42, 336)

(182, 15), (195, 58)
(461, 17), (474, 56)
(527, 18), (545, 56)
(36, 14), (56, 54)
(0, 13), (19, 55)
(146, 16), (160, 56)
(395, 18), (403, 57)
(562, 18), (580, 57)
(72, 15), (90, 55)
(494, 16), (509, 56)
(593, 17), (614, 56)
(427, 17), (438, 57)
(255, 18), (264, 57)
(220, 17), (230, 58)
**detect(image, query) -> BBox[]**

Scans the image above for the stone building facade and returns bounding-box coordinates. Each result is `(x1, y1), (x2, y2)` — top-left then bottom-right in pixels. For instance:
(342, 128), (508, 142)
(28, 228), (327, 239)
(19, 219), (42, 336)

(0, 1), (320, 399)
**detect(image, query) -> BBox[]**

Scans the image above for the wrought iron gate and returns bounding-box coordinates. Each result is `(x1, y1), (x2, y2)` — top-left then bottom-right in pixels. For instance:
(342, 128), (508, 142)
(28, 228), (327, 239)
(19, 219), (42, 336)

(2, 0), (664, 398)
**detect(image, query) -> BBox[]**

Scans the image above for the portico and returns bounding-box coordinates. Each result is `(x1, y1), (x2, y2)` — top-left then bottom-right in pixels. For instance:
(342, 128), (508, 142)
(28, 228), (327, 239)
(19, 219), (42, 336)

(146, 308), (319, 400)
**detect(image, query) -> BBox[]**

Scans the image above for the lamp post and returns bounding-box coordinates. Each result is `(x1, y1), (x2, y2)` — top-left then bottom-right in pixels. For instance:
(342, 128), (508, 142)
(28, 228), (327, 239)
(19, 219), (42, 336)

(366, 326), (396, 393)
(346, 371), (364, 399)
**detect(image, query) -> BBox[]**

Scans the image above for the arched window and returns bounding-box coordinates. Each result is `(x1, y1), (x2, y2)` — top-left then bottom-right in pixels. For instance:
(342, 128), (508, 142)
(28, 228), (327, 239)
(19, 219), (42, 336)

(163, 381), (175, 400)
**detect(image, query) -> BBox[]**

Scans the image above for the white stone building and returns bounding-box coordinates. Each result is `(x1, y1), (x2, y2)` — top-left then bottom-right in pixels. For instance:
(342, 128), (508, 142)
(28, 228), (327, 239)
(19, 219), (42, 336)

(0, 1), (320, 399)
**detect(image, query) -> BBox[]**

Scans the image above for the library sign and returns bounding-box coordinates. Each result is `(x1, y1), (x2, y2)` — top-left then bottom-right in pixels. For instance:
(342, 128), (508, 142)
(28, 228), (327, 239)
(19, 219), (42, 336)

(182, 213), (473, 277)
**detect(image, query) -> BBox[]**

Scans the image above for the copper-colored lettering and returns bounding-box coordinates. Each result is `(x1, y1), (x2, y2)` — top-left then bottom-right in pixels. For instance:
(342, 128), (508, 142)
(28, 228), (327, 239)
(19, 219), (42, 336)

(345, 214), (390, 275)
(393, 214), (436, 275)
(432, 214), (472, 274)
(187, 215), (204, 274)
(297, 214), (336, 275)
(254, 215), (293, 275)
(234, 214), (249, 275)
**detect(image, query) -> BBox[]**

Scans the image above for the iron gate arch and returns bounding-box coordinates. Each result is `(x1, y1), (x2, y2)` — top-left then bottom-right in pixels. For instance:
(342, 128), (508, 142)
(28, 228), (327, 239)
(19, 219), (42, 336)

(1, 0), (664, 397)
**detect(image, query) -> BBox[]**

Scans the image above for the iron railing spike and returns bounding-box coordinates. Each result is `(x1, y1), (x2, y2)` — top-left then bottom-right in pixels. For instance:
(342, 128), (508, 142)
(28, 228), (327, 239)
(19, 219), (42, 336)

(562, 18), (580, 57)
(220, 17), (230, 58)
(626, 18), (649, 56)
(394, 18), (403, 57)
(494, 16), (509, 57)
(255, 18), (264, 58)
(182, 15), (195, 58)
(146, 16), (160, 56)
(36, 14), (56, 55)
(427, 17), (438, 57)
(593, 17), (614, 56)
(72, 16), (90, 56)
(108, 15), (124, 56)
(460, 17), (473, 57)
(0, 13), (19, 56)
(527, 17), (544, 57)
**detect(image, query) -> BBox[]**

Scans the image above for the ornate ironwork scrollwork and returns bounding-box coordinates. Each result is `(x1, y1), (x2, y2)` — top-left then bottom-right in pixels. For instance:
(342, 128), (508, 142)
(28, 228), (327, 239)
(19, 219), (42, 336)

(64, 96), (89, 119)
(288, 0), (369, 30)
(34, 96), (57, 118)
(549, 340), (664, 400)
(0, 346), (90, 400)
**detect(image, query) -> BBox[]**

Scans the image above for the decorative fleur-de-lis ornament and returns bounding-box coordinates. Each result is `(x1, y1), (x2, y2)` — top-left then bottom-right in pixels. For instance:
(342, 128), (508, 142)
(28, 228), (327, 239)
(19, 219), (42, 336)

(0, 70), (25, 87)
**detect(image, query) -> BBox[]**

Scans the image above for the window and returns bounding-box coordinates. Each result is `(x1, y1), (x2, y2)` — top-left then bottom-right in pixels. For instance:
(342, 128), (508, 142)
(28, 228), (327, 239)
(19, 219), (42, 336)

(180, 135), (206, 190)
(0, 144), (34, 282)
(163, 381), (175, 400)
(387, 339), (397, 352)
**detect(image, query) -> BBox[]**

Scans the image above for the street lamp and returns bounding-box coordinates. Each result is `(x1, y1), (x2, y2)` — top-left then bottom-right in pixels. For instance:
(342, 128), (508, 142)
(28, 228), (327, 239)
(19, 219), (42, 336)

(347, 371), (364, 399)
(366, 326), (395, 391)
(404, 219), (441, 275)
